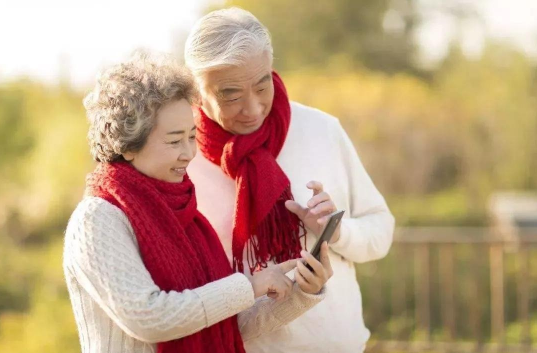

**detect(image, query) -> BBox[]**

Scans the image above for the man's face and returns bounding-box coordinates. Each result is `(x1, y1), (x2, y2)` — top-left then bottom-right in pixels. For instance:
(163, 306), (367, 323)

(197, 52), (274, 135)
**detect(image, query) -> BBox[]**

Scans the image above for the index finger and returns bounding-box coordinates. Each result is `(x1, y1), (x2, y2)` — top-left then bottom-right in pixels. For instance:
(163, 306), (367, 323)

(306, 181), (324, 196)
(277, 259), (298, 274)
(319, 242), (333, 275)
(300, 250), (324, 274)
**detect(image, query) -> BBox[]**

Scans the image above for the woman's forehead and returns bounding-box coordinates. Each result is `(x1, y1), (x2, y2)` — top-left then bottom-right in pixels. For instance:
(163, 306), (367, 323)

(154, 100), (195, 133)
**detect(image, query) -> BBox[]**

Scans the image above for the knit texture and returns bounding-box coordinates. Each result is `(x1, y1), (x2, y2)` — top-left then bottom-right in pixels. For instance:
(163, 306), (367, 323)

(195, 71), (305, 274)
(63, 196), (325, 353)
(85, 162), (245, 353)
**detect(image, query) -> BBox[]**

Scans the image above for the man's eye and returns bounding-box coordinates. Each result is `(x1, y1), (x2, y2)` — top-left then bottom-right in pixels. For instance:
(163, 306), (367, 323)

(257, 88), (265, 93)
(169, 140), (181, 145)
(226, 97), (240, 102)
(189, 135), (196, 140)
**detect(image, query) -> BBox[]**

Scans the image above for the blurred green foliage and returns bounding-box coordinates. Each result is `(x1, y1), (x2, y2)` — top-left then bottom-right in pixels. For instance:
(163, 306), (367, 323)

(282, 42), (537, 225)
(219, 0), (419, 75)
(0, 0), (536, 351)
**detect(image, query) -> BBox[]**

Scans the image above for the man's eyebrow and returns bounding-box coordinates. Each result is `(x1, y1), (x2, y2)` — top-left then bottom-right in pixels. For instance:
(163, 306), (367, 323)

(255, 74), (272, 86)
(218, 87), (243, 97)
(217, 75), (271, 96)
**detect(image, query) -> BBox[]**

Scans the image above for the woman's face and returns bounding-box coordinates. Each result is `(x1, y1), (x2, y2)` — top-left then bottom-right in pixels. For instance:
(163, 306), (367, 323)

(123, 99), (197, 183)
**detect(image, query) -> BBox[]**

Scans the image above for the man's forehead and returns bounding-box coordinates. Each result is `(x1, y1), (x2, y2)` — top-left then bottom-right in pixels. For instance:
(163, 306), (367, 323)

(212, 69), (271, 87)
(218, 72), (272, 89)
(202, 53), (273, 89)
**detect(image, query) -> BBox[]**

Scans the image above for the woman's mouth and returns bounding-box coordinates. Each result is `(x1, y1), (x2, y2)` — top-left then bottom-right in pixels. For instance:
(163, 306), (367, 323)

(171, 167), (187, 176)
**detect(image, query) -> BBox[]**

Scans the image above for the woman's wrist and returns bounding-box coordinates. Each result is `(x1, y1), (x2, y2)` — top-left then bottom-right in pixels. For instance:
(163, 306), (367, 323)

(248, 276), (266, 299)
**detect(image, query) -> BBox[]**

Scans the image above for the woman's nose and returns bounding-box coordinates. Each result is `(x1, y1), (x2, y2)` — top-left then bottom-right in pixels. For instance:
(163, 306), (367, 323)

(179, 142), (196, 161)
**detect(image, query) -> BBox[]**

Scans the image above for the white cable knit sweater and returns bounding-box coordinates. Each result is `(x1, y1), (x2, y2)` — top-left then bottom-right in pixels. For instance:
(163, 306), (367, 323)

(63, 196), (325, 353)
(188, 101), (395, 353)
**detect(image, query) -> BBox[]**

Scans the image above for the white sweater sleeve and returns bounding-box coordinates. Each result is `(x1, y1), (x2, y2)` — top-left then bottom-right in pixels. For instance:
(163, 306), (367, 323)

(64, 197), (255, 344)
(237, 283), (326, 342)
(328, 122), (395, 263)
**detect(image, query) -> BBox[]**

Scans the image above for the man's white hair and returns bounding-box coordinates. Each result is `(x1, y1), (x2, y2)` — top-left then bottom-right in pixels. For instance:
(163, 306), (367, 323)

(184, 7), (273, 75)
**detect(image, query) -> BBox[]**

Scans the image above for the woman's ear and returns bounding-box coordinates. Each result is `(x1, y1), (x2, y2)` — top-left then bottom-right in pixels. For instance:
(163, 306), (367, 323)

(122, 152), (135, 162)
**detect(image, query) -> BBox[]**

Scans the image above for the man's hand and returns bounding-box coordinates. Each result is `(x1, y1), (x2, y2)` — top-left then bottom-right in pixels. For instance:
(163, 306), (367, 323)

(285, 180), (341, 243)
(295, 242), (333, 294)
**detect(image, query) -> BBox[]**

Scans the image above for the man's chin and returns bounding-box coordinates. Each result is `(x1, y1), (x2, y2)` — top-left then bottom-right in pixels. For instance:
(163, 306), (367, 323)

(236, 128), (260, 135)
(233, 122), (264, 135)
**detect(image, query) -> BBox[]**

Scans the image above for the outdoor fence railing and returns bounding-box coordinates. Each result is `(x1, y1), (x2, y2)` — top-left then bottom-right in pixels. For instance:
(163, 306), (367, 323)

(360, 227), (537, 353)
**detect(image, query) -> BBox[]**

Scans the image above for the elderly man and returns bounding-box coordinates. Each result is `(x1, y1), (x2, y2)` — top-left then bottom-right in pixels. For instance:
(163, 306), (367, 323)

(185, 7), (395, 353)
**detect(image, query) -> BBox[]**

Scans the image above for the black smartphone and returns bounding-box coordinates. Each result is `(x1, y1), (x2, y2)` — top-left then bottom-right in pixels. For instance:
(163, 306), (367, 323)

(304, 210), (345, 271)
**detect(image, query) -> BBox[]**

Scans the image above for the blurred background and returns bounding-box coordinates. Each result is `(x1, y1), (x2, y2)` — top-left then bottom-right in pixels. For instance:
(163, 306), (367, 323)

(0, 0), (536, 352)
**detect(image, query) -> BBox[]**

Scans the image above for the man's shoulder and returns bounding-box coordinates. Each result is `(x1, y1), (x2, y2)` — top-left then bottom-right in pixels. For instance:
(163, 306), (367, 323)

(290, 101), (341, 132)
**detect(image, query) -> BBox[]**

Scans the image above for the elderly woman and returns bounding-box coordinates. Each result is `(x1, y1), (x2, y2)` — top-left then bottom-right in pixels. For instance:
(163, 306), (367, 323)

(184, 8), (395, 353)
(63, 54), (332, 353)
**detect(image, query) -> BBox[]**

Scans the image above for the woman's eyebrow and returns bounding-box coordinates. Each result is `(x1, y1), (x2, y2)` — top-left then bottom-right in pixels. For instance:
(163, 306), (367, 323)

(167, 130), (185, 135)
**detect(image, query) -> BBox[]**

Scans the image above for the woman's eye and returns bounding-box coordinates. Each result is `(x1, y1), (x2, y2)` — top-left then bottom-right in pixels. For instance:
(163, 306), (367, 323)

(226, 97), (240, 102)
(257, 88), (265, 93)
(189, 135), (196, 141)
(169, 140), (181, 145)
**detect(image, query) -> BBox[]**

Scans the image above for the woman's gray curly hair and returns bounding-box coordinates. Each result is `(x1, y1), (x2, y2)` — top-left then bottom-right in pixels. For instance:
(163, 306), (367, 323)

(84, 52), (198, 163)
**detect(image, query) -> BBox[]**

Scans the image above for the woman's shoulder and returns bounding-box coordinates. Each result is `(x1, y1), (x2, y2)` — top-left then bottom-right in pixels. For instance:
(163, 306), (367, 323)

(68, 197), (127, 226)
(64, 197), (136, 266)
(65, 197), (132, 245)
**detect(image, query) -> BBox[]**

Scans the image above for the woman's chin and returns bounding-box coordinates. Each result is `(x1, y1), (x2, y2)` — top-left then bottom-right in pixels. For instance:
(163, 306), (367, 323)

(170, 175), (184, 183)
(169, 169), (187, 182)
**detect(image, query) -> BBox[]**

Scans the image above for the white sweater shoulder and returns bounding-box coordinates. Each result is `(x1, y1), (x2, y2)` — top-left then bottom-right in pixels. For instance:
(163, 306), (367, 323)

(290, 101), (342, 132)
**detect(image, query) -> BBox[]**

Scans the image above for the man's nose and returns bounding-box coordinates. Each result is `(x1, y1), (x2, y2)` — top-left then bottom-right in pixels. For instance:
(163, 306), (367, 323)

(242, 97), (264, 119)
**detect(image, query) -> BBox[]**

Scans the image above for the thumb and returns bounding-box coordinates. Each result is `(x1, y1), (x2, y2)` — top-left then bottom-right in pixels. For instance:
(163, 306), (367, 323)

(285, 200), (307, 219)
(277, 259), (298, 274)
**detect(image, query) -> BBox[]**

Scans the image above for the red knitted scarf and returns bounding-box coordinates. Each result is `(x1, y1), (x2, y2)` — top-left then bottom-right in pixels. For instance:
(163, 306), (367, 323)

(195, 72), (305, 274)
(86, 162), (246, 353)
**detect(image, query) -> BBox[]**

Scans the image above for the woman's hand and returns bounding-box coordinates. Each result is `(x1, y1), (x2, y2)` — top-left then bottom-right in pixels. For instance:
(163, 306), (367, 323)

(285, 180), (341, 243)
(248, 259), (298, 300)
(295, 242), (333, 294)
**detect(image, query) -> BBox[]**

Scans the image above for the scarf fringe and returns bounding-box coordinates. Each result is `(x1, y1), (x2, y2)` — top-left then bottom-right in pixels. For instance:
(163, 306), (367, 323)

(234, 187), (306, 274)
